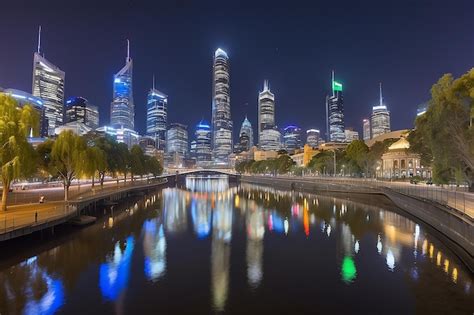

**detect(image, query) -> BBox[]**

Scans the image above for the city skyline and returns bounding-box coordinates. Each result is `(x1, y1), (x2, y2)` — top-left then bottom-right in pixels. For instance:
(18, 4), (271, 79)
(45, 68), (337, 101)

(1, 2), (473, 139)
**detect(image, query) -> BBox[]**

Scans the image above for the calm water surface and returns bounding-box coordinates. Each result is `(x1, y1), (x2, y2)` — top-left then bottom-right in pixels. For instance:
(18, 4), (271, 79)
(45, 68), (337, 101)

(0, 175), (472, 314)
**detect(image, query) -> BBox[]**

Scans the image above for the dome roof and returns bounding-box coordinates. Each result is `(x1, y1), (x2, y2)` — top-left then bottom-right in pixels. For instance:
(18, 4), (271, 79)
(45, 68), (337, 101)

(388, 137), (410, 150)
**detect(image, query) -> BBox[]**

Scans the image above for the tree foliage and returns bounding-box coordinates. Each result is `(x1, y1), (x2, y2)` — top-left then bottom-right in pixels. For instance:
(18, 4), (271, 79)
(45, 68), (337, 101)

(410, 69), (474, 189)
(0, 95), (39, 210)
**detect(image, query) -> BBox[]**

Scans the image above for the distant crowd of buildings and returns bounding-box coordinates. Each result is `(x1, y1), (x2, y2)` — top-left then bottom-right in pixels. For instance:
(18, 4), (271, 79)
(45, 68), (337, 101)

(1, 27), (428, 173)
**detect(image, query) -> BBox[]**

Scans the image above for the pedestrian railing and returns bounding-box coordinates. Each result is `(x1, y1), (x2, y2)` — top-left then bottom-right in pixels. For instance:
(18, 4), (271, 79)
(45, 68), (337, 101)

(291, 176), (473, 219)
(0, 204), (78, 235)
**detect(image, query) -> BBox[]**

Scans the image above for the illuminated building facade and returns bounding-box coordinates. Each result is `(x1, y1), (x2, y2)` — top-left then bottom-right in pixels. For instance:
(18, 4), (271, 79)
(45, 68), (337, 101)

(259, 128), (281, 151)
(111, 40), (134, 130)
(283, 125), (302, 151)
(238, 116), (254, 152)
(326, 71), (345, 142)
(417, 102), (428, 117)
(363, 118), (371, 141)
(370, 83), (391, 138)
(211, 48), (233, 165)
(32, 28), (65, 136)
(146, 81), (168, 150)
(258, 80), (275, 147)
(344, 129), (359, 142)
(195, 120), (212, 166)
(65, 97), (99, 129)
(306, 129), (320, 148)
(166, 123), (188, 167)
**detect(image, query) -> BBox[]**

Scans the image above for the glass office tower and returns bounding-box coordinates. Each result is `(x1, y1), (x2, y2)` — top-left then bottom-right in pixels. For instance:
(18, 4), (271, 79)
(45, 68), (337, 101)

(146, 83), (168, 150)
(211, 48), (232, 165)
(326, 71), (345, 142)
(370, 83), (391, 138)
(32, 29), (65, 137)
(111, 40), (134, 130)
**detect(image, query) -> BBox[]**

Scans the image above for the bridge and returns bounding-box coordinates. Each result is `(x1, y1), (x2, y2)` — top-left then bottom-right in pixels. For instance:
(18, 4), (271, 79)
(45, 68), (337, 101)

(163, 168), (240, 184)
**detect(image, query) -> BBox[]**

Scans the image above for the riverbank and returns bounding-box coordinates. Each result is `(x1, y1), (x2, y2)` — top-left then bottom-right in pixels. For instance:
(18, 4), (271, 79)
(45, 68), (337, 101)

(242, 175), (474, 272)
(0, 178), (170, 242)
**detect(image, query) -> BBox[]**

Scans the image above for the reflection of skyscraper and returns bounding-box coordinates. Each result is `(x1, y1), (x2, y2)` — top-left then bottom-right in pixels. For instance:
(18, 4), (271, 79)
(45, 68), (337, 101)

(32, 27), (65, 136)
(191, 198), (212, 238)
(246, 207), (264, 288)
(211, 196), (233, 311)
(370, 83), (391, 138)
(326, 71), (345, 142)
(146, 79), (168, 150)
(111, 40), (134, 130)
(142, 219), (166, 282)
(99, 237), (135, 301)
(163, 189), (188, 233)
(211, 48), (232, 165)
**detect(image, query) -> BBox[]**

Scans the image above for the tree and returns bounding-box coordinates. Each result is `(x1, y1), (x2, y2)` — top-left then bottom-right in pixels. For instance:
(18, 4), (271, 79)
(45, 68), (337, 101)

(0, 95), (39, 211)
(50, 131), (87, 201)
(130, 145), (146, 181)
(411, 69), (474, 190)
(83, 146), (107, 188)
(346, 140), (369, 177)
(308, 151), (334, 175)
(114, 142), (131, 183)
(276, 154), (295, 174)
(145, 156), (163, 178)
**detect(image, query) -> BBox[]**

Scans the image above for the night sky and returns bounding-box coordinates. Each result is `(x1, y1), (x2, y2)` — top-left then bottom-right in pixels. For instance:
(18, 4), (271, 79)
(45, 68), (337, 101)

(1, 0), (473, 139)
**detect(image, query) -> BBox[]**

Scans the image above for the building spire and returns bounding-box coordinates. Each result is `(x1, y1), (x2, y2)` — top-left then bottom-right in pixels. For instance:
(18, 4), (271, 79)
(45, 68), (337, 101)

(263, 79), (269, 91)
(332, 70), (335, 96)
(37, 25), (42, 54)
(126, 39), (130, 62)
(379, 82), (383, 106)
(152, 74), (155, 90)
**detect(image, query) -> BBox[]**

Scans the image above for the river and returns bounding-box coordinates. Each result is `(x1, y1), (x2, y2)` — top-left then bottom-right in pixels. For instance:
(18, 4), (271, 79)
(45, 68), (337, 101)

(0, 175), (472, 314)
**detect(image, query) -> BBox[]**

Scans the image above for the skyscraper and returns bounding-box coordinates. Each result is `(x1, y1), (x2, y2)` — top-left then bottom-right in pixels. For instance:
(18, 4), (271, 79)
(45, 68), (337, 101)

(362, 118), (371, 141)
(326, 71), (345, 142)
(211, 48), (232, 165)
(306, 129), (320, 148)
(259, 128), (281, 151)
(370, 83), (391, 138)
(146, 77), (168, 150)
(195, 120), (212, 166)
(65, 97), (99, 129)
(111, 40), (134, 130)
(283, 125), (302, 151)
(166, 123), (188, 167)
(258, 80), (275, 145)
(239, 116), (254, 149)
(32, 26), (65, 136)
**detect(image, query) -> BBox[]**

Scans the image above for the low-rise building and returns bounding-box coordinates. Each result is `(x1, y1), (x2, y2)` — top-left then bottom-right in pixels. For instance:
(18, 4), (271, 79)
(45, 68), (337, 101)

(254, 150), (278, 161)
(380, 137), (431, 179)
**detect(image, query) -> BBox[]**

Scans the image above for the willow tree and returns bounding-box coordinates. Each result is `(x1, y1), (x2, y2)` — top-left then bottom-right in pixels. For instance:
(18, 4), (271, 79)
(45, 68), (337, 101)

(0, 94), (39, 211)
(50, 130), (87, 201)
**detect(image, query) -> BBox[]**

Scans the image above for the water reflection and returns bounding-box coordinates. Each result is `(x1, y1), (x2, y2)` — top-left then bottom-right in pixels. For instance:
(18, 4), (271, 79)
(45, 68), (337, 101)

(0, 177), (472, 314)
(99, 236), (135, 301)
(143, 219), (166, 282)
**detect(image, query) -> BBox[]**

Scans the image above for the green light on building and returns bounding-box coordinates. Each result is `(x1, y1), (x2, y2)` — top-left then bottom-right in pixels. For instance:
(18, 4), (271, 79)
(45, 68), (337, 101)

(341, 256), (357, 283)
(332, 80), (343, 92)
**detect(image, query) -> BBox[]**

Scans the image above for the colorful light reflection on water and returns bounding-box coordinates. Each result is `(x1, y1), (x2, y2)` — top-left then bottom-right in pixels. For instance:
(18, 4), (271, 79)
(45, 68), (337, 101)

(0, 176), (472, 314)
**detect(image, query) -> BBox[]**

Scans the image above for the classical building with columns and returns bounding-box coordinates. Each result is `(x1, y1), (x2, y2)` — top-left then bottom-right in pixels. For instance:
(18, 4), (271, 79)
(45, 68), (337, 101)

(380, 137), (431, 179)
